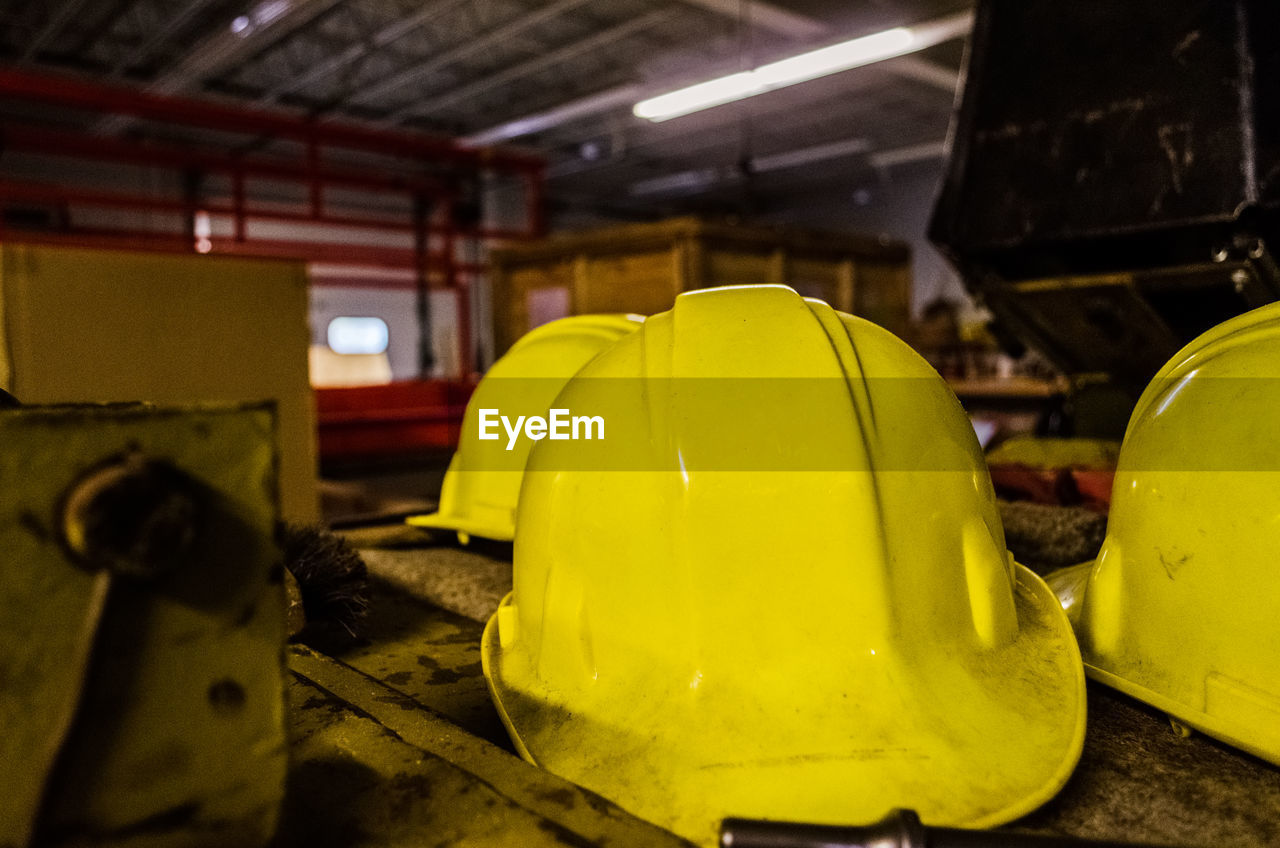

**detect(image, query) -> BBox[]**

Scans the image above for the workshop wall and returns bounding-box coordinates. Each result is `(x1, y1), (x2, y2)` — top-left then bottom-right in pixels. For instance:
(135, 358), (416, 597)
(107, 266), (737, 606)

(308, 283), (463, 382)
(772, 162), (974, 321)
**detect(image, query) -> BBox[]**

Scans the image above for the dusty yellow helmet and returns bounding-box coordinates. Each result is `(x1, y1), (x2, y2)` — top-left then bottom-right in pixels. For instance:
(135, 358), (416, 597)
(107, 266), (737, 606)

(408, 314), (642, 543)
(483, 285), (1085, 845)
(1053, 300), (1280, 766)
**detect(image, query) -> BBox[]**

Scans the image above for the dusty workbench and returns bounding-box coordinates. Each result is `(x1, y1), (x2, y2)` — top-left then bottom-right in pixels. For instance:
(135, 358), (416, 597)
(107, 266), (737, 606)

(280, 523), (1280, 848)
(277, 528), (688, 848)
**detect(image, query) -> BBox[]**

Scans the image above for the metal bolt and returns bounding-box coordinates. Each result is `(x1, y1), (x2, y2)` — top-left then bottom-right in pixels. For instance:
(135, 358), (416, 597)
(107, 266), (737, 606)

(61, 455), (199, 580)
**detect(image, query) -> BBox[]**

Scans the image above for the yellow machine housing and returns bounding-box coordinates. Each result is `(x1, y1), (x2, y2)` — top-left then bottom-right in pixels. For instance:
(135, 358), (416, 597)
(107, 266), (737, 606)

(0, 403), (287, 847)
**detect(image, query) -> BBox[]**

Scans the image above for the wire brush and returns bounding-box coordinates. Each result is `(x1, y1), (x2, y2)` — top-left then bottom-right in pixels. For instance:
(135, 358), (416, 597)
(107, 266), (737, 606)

(282, 523), (371, 641)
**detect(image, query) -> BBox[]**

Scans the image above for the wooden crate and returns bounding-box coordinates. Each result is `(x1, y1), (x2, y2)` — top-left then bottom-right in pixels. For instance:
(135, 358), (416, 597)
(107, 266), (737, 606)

(490, 216), (911, 353)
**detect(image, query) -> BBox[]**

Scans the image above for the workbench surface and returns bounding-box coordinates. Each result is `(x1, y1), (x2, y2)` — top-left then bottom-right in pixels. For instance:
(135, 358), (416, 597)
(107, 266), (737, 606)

(283, 525), (1280, 848)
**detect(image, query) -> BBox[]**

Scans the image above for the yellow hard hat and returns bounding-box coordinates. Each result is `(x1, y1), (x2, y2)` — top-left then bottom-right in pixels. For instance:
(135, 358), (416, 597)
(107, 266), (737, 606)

(1051, 301), (1280, 766)
(482, 285), (1085, 845)
(408, 314), (643, 542)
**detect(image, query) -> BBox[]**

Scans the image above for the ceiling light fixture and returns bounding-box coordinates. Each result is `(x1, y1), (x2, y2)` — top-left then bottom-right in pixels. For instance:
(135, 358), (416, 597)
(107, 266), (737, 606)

(633, 10), (972, 122)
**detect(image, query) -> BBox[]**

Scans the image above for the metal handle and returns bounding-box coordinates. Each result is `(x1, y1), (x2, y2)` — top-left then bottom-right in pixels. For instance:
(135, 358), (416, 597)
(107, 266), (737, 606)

(721, 809), (1185, 848)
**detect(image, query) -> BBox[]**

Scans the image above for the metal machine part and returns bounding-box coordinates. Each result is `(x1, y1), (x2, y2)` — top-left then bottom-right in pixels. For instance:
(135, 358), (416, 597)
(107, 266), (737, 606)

(0, 403), (287, 847)
(720, 809), (1181, 848)
(60, 453), (200, 580)
(931, 0), (1280, 394)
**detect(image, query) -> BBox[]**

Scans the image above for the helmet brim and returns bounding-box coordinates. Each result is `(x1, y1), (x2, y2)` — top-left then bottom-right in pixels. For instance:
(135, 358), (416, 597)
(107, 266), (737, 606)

(405, 510), (512, 543)
(482, 562), (1085, 845)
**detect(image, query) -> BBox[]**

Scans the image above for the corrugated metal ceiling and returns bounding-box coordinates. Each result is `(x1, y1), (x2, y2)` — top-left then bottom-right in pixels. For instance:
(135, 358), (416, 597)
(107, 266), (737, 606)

(0, 0), (970, 223)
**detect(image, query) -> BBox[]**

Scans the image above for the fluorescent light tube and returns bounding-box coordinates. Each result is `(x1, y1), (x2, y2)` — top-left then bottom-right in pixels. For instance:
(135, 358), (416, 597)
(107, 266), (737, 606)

(630, 168), (720, 196)
(634, 10), (971, 121)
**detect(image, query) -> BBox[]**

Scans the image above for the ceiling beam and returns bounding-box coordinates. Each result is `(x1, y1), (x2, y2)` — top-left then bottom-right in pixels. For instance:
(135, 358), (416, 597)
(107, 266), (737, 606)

(260, 0), (472, 104)
(612, 138), (952, 199)
(547, 71), (899, 182)
(752, 136), (874, 172)
(676, 0), (827, 39)
(628, 134), (875, 197)
(630, 167), (719, 197)
(146, 0), (344, 96)
(21, 0), (95, 61)
(95, 0), (342, 134)
(69, 0), (134, 55)
(392, 10), (668, 122)
(462, 83), (642, 146)
(462, 9), (973, 145)
(881, 55), (960, 93)
(549, 107), (862, 181)
(346, 0), (595, 108)
(867, 138), (948, 169)
(108, 0), (223, 76)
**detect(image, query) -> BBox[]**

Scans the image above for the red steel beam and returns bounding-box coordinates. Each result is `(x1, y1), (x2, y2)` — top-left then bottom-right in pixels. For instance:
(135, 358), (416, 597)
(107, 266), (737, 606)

(231, 170), (246, 242)
(0, 178), (535, 241)
(306, 266), (486, 290)
(527, 170), (548, 236)
(0, 178), (423, 232)
(1, 126), (445, 196)
(456, 283), (474, 377)
(0, 225), (487, 274)
(203, 235), (461, 269)
(0, 66), (543, 173)
(0, 67), (548, 385)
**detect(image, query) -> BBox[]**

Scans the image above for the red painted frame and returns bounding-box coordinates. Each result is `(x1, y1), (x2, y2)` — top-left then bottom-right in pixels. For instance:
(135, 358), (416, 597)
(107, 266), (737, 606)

(314, 379), (478, 461)
(0, 67), (546, 458)
(0, 68), (545, 262)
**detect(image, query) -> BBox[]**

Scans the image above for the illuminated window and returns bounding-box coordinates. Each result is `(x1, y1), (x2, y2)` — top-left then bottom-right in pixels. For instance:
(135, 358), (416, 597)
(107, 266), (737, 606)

(327, 317), (389, 355)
